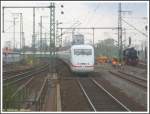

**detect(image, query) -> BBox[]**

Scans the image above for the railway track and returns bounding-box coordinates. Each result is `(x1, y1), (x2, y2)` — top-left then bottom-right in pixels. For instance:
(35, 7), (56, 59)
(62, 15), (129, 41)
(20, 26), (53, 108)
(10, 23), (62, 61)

(3, 64), (49, 86)
(57, 59), (146, 111)
(3, 63), (47, 78)
(77, 78), (130, 111)
(137, 62), (147, 69)
(3, 64), (49, 110)
(3, 67), (35, 77)
(109, 70), (147, 90)
(118, 70), (147, 82)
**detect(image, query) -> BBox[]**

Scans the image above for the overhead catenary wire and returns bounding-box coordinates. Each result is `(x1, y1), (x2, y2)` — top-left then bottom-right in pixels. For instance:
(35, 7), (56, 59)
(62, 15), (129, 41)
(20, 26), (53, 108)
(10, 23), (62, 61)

(122, 18), (147, 37)
(85, 4), (100, 27)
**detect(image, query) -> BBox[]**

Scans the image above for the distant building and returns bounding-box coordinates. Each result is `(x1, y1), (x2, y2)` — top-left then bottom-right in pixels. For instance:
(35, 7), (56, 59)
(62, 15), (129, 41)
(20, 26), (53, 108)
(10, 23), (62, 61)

(102, 38), (114, 46)
(72, 34), (84, 45)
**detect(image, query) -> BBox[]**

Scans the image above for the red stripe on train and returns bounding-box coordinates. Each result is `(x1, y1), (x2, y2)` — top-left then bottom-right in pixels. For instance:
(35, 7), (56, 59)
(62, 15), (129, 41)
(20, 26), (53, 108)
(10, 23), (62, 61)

(71, 64), (94, 67)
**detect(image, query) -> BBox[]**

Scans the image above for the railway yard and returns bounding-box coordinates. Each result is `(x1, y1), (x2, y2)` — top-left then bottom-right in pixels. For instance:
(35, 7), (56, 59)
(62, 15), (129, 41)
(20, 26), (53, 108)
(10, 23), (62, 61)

(1, 1), (148, 113)
(2, 58), (147, 112)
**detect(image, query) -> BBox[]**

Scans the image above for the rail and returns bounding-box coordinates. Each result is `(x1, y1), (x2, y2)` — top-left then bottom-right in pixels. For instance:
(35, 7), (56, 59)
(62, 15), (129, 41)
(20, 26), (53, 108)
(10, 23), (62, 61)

(3, 66), (35, 77)
(118, 70), (146, 82)
(77, 78), (130, 111)
(3, 64), (49, 86)
(91, 79), (130, 111)
(109, 70), (147, 90)
(3, 64), (49, 111)
(34, 77), (49, 111)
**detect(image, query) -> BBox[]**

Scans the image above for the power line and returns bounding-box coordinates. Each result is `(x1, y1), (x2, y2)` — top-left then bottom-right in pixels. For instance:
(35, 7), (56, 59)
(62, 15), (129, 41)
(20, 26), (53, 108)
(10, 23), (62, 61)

(58, 27), (117, 29)
(122, 18), (147, 37)
(85, 4), (100, 26)
(123, 16), (147, 20)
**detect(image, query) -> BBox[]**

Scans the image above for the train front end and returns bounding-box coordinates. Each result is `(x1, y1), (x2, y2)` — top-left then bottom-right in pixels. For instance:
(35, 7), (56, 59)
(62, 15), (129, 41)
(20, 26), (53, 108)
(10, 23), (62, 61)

(70, 45), (94, 73)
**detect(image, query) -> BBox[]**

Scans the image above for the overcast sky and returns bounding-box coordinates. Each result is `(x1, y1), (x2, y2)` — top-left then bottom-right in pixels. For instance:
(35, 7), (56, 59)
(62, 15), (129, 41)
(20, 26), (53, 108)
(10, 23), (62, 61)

(1, 1), (148, 50)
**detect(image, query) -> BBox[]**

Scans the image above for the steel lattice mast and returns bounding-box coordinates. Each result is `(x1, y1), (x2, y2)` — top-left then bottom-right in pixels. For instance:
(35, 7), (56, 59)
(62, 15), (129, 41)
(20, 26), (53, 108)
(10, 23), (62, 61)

(118, 3), (123, 62)
(50, 3), (55, 56)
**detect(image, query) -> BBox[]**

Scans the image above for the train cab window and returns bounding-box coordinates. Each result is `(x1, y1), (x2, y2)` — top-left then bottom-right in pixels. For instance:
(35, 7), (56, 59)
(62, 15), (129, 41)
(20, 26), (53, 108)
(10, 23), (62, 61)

(74, 49), (92, 55)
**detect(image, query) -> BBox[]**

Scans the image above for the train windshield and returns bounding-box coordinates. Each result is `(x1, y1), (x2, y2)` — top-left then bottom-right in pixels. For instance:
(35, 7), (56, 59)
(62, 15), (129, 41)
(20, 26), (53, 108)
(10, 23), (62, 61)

(74, 49), (92, 55)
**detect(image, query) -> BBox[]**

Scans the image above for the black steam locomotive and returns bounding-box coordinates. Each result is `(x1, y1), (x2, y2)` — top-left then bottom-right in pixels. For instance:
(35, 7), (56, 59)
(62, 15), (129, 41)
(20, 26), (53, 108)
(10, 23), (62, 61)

(123, 47), (139, 66)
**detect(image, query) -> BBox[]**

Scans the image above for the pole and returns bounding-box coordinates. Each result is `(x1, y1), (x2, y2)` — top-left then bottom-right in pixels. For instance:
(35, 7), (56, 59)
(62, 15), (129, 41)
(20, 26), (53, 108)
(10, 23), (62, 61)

(53, 4), (56, 56)
(3, 7), (5, 32)
(40, 16), (43, 52)
(56, 20), (58, 47)
(61, 28), (62, 47)
(21, 13), (24, 59)
(33, 8), (35, 53)
(49, 2), (55, 73)
(45, 32), (46, 56)
(20, 13), (21, 50)
(13, 17), (16, 50)
(22, 14), (24, 49)
(22, 32), (25, 56)
(49, 3), (55, 56)
(20, 13), (22, 50)
(145, 47), (147, 61)
(92, 28), (95, 46)
(56, 21), (62, 47)
(50, 4), (52, 56)
(124, 28), (126, 48)
(118, 3), (123, 62)
(120, 5), (123, 63)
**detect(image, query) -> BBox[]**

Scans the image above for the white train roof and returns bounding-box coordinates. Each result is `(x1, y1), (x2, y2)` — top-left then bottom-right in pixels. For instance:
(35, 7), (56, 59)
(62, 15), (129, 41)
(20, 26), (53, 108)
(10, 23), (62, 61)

(71, 44), (93, 49)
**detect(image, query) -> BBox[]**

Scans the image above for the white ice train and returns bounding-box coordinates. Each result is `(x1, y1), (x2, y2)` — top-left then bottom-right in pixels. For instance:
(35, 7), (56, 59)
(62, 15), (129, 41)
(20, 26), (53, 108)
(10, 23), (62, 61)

(56, 44), (95, 73)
